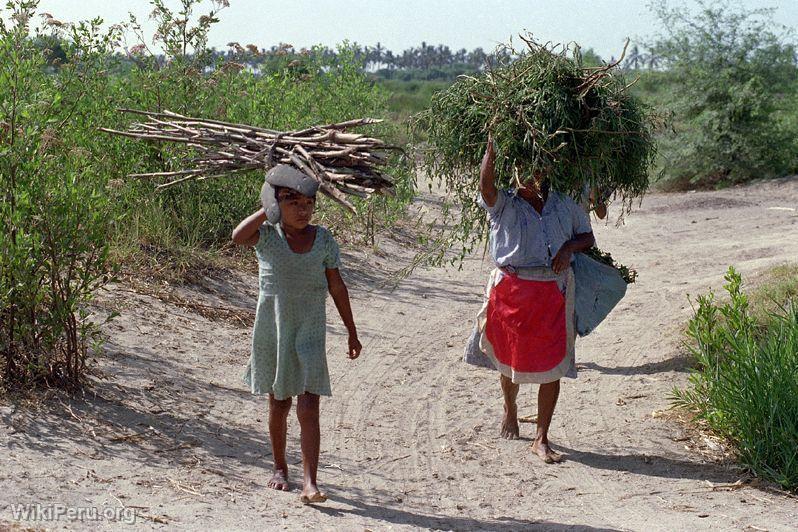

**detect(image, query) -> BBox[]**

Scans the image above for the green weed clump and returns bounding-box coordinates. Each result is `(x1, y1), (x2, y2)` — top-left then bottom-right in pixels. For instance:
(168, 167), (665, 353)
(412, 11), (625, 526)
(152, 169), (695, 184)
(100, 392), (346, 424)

(674, 267), (798, 491)
(411, 37), (657, 262)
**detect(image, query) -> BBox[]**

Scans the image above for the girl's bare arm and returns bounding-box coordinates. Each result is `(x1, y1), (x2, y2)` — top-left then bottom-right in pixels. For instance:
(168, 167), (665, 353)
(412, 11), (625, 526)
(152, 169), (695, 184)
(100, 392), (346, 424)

(232, 209), (267, 247)
(325, 268), (361, 359)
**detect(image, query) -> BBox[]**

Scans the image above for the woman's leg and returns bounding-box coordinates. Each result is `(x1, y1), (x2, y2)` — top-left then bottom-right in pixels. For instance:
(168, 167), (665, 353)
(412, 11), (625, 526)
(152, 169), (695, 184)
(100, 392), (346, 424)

(268, 394), (292, 490)
(500, 374), (520, 439)
(296, 392), (325, 502)
(532, 379), (563, 463)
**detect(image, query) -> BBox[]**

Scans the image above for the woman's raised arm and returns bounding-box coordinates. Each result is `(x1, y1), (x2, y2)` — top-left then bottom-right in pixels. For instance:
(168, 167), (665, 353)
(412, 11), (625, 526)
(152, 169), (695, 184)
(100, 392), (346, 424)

(479, 135), (499, 207)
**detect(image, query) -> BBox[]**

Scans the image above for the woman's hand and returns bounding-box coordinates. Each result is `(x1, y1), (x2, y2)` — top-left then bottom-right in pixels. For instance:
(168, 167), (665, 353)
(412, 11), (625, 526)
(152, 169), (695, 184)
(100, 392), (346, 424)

(484, 134), (496, 163)
(553, 232), (595, 273)
(479, 134), (498, 207)
(348, 334), (362, 359)
(552, 244), (573, 274)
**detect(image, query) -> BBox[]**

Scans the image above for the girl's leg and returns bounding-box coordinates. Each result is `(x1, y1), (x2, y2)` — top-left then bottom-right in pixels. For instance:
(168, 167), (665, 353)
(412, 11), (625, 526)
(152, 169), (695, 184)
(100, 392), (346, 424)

(296, 392), (325, 502)
(500, 374), (520, 439)
(268, 394), (292, 490)
(532, 379), (563, 463)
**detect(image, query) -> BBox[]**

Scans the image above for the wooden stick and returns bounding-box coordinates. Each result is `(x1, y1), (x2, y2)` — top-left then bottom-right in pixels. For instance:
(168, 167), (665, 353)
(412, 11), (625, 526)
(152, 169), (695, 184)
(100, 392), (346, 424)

(102, 109), (396, 204)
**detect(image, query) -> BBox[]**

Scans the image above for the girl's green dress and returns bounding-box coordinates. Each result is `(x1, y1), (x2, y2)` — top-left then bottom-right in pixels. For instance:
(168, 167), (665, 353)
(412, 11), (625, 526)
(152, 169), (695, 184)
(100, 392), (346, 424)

(243, 223), (340, 400)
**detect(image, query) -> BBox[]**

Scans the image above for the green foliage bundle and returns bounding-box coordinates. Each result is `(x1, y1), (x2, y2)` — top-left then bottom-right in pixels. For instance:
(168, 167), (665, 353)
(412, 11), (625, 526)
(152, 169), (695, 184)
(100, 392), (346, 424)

(412, 37), (656, 262)
(674, 267), (798, 491)
(584, 247), (637, 284)
(650, 0), (798, 188)
(0, 0), (119, 387)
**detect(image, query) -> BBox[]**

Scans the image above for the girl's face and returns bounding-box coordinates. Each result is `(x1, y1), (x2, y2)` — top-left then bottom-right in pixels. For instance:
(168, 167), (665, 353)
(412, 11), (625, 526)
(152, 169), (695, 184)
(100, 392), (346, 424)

(277, 188), (316, 229)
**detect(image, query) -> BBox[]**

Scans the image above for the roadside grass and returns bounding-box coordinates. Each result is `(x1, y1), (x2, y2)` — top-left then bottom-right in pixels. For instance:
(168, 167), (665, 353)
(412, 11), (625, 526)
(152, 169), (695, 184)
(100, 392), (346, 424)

(673, 265), (798, 492)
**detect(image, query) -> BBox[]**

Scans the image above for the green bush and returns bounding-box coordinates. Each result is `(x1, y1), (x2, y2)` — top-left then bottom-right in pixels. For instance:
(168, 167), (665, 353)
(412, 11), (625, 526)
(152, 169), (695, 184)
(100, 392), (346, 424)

(0, 1), (118, 387)
(674, 267), (798, 491)
(650, 0), (798, 188)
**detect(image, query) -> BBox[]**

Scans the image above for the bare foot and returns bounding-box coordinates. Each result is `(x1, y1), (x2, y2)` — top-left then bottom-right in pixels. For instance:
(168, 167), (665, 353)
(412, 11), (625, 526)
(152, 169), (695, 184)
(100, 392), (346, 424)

(531, 439), (563, 464)
(300, 484), (327, 504)
(267, 469), (290, 491)
(500, 404), (520, 440)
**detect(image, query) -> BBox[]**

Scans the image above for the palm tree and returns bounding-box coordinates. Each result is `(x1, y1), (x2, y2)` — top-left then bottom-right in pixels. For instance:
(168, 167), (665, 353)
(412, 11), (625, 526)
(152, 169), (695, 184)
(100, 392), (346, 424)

(372, 41), (384, 69)
(437, 44), (453, 67)
(625, 44), (642, 70)
(400, 48), (414, 69)
(383, 49), (395, 70)
(644, 50), (662, 70)
(468, 47), (486, 69)
(419, 41), (430, 69)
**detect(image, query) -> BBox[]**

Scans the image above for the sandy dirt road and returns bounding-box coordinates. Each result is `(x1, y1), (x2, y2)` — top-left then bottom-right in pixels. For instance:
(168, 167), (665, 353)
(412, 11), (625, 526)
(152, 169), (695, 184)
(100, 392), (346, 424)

(2, 178), (797, 531)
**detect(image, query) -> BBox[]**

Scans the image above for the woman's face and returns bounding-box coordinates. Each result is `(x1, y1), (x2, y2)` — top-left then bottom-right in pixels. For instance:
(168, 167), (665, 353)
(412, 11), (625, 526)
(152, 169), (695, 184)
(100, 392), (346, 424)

(277, 188), (316, 229)
(519, 170), (546, 195)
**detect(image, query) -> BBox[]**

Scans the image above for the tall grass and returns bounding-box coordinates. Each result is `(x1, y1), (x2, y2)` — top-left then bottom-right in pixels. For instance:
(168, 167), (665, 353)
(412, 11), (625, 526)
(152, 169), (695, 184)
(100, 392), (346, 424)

(674, 267), (798, 491)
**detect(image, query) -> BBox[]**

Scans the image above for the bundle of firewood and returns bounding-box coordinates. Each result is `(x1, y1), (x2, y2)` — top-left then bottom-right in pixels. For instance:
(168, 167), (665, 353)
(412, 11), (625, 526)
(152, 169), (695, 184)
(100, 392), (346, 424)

(101, 109), (397, 212)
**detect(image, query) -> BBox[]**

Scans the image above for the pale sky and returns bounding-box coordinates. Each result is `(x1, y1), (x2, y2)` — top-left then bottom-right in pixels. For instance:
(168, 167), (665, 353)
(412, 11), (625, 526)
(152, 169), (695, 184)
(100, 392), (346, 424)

(33, 0), (798, 59)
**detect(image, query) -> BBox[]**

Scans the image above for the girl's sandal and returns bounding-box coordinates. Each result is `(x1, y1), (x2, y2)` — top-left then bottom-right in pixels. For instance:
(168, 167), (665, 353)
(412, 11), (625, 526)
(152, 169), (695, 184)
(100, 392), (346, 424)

(300, 492), (327, 505)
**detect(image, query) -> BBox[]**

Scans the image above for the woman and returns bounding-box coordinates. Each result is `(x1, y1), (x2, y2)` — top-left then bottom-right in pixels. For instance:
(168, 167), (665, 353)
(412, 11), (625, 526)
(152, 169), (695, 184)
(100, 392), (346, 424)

(465, 136), (595, 463)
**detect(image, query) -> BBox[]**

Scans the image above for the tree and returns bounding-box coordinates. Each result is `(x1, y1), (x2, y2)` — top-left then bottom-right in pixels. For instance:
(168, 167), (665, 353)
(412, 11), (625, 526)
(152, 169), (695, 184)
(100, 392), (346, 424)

(650, 0), (798, 186)
(580, 47), (604, 67)
(643, 51), (662, 70)
(625, 44), (642, 70)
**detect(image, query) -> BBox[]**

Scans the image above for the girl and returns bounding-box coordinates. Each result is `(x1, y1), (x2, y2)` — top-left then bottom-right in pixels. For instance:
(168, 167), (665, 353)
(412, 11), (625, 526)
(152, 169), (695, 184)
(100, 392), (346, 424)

(232, 164), (362, 504)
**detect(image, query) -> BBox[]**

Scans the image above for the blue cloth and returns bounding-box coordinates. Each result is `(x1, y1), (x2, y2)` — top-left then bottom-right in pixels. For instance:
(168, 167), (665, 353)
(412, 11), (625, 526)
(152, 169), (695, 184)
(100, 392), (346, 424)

(479, 189), (592, 268)
(572, 252), (628, 336)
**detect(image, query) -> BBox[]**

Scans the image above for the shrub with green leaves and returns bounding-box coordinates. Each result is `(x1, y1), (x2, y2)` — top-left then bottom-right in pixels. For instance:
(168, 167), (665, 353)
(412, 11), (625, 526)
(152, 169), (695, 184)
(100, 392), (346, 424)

(649, 0), (798, 188)
(674, 267), (798, 491)
(0, 0), (118, 387)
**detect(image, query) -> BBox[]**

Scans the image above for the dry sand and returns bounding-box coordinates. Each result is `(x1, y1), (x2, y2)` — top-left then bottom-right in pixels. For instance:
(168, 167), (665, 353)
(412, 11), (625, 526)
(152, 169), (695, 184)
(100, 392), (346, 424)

(2, 178), (798, 531)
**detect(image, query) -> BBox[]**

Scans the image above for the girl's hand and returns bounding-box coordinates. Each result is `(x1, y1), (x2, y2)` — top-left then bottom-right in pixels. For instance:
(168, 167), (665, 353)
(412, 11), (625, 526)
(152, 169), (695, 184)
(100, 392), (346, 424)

(348, 334), (362, 359)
